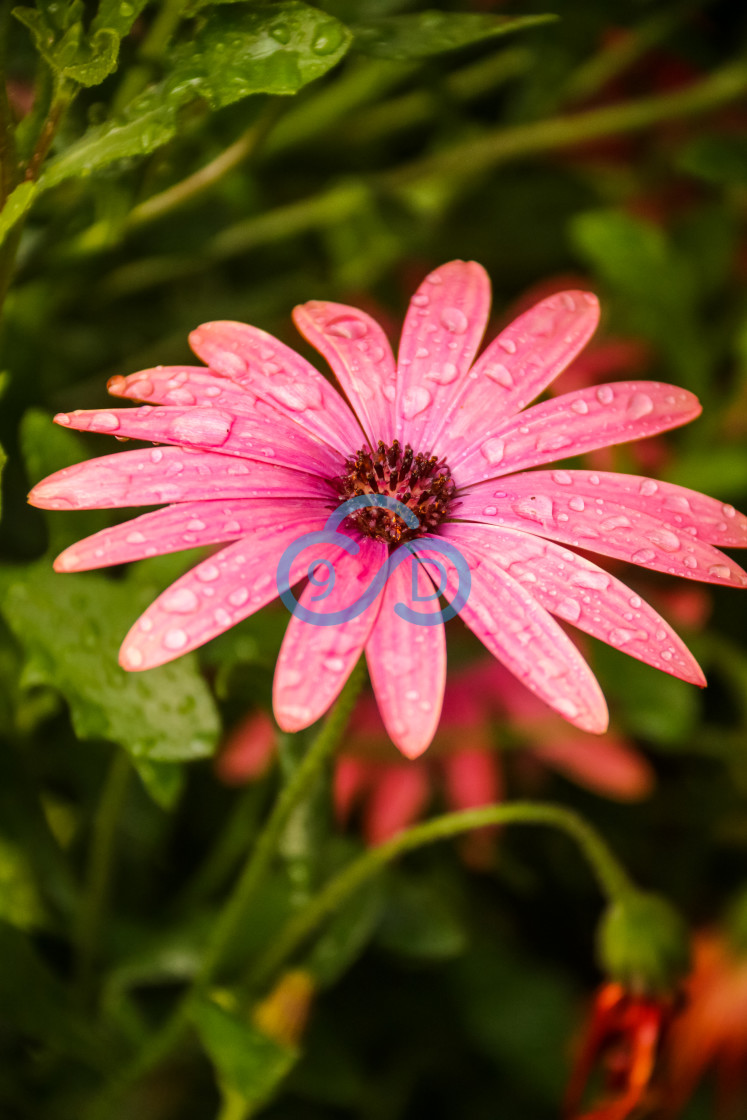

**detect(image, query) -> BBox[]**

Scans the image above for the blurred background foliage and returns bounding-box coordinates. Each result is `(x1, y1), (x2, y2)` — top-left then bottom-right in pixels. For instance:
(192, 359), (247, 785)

(2, 0), (747, 1117)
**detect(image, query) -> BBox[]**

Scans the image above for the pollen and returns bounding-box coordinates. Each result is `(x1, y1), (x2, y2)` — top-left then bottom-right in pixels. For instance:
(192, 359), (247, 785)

(334, 440), (456, 545)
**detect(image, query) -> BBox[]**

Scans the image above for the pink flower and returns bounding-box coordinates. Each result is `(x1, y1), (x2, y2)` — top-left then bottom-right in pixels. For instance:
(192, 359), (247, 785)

(28, 261), (747, 758)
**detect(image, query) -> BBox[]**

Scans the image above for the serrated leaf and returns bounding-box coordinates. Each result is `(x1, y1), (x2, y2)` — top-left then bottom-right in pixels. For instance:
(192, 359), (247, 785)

(0, 564), (220, 762)
(0, 181), (37, 247)
(352, 11), (556, 61)
(41, 2), (351, 190)
(191, 997), (298, 1105)
(13, 4), (120, 86)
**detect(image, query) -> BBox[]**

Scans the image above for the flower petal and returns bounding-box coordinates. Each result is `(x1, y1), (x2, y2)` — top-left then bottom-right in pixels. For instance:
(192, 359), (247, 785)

(434, 290), (600, 463)
(53, 405), (342, 476)
(456, 471), (747, 588)
(395, 260), (491, 449)
(273, 536), (387, 732)
(364, 764), (431, 845)
(54, 497), (328, 572)
(422, 531), (609, 733)
(28, 447), (330, 510)
(365, 550), (446, 759)
(119, 515), (328, 671)
(453, 381), (702, 486)
(189, 320), (364, 457)
(531, 735), (654, 801)
(441, 748), (502, 811)
(444, 521), (705, 685)
(292, 301), (397, 446)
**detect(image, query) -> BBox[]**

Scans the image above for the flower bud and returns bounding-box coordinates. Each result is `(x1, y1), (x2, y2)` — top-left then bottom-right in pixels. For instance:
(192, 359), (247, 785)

(597, 891), (690, 995)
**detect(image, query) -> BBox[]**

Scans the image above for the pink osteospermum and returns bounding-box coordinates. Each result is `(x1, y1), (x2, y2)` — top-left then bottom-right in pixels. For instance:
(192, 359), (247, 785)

(28, 261), (747, 758)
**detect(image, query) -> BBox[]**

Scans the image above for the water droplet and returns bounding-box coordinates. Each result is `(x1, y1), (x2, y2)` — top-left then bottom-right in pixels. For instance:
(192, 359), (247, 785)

(632, 548), (656, 564)
(267, 383), (322, 412)
(647, 527), (680, 552)
(723, 504), (736, 518)
(554, 698), (579, 719)
(596, 385), (614, 405)
(556, 597), (581, 622)
(197, 563), (220, 582)
(661, 650), (673, 661)
(162, 588), (199, 613)
(228, 587), (249, 607)
(627, 392), (654, 420)
(411, 294), (429, 308)
(482, 505), (497, 516)
(95, 412), (120, 431)
(683, 555), (698, 569)
(123, 647), (144, 668)
(537, 433), (572, 453)
(480, 438), (505, 465)
(187, 518), (206, 531)
(270, 22), (291, 43)
(552, 471), (573, 485)
(513, 496), (553, 522)
(639, 479), (658, 496)
(560, 293), (577, 310)
(172, 410), (232, 445)
(498, 336), (517, 355)
(311, 21), (345, 53)
(415, 347), (429, 358)
(485, 363), (513, 388)
(163, 628), (188, 650)
(426, 362), (458, 385)
(589, 475), (600, 485)
(609, 627), (636, 647)
(571, 399), (589, 415)
(570, 570), (609, 591)
(383, 385), (395, 402)
(600, 515), (631, 531)
(324, 656), (345, 672)
(440, 307), (468, 334)
(401, 387), (432, 419)
(327, 315), (367, 340)
(708, 564), (731, 579)
(214, 608), (231, 627)
(405, 689), (419, 701)
(569, 496), (585, 512)
(629, 595), (642, 608)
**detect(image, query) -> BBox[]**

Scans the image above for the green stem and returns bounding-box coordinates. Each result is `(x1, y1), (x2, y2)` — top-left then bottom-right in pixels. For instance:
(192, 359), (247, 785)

(88, 664), (366, 1119)
(248, 801), (637, 989)
(75, 749), (131, 1003)
(384, 59), (747, 188)
(23, 88), (71, 182)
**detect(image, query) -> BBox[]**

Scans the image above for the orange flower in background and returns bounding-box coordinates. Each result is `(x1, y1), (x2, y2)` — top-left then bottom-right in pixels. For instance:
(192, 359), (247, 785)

(565, 981), (676, 1120)
(661, 930), (747, 1119)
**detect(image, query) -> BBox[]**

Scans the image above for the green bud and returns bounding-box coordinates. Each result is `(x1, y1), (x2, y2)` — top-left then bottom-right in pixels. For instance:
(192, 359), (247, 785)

(596, 892), (690, 995)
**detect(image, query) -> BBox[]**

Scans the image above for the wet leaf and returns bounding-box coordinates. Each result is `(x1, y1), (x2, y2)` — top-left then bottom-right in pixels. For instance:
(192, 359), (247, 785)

(352, 11), (557, 62)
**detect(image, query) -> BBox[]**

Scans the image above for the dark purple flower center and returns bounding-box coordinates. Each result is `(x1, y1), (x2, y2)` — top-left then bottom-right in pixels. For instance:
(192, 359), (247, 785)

(333, 440), (456, 545)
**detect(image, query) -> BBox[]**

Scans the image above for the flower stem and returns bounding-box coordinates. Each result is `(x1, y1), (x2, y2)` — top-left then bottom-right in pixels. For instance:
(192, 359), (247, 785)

(247, 801), (637, 990)
(88, 662), (366, 1118)
(75, 749), (131, 1004)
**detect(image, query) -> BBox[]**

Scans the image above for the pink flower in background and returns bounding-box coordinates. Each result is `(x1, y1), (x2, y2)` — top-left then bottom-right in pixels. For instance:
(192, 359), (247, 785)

(29, 261), (747, 757)
(217, 657), (652, 860)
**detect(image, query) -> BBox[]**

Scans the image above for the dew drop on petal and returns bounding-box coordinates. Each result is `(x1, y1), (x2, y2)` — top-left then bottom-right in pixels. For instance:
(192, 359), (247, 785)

(214, 608), (231, 627)
(639, 479), (658, 496)
(95, 412), (120, 431)
(708, 564), (732, 579)
(401, 387), (432, 419)
(632, 548), (656, 564)
(609, 627), (636, 647)
(126, 531), (146, 544)
(440, 307), (468, 334)
(629, 595), (642, 608)
(570, 570), (610, 591)
(426, 362), (458, 385)
(197, 563), (220, 582)
(163, 628), (188, 650)
(172, 411), (232, 445)
(571, 399), (589, 415)
(556, 597), (581, 622)
(513, 496), (553, 522)
(123, 647), (144, 668)
(723, 504), (736, 518)
(601, 515), (631, 531)
(683, 555), (698, 569)
(323, 657), (345, 672)
(596, 386), (614, 405)
(552, 471), (573, 485)
(411, 294), (429, 308)
(485, 364), (514, 388)
(554, 698), (579, 719)
(482, 505), (498, 516)
(480, 438), (505, 465)
(569, 496), (585, 512)
(498, 337), (517, 355)
(229, 587), (249, 607)
(647, 527), (680, 552)
(627, 392), (654, 420)
(383, 385), (395, 402)
(327, 316), (367, 340)
(162, 588), (199, 613)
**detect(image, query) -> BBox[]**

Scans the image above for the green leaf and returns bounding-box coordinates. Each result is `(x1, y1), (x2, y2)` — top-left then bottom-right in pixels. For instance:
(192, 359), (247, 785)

(90, 0), (150, 40)
(678, 135), (747, 185)
(41, 3), (351, 190)
(352, 11), (556, 61)
(131, 757), (186, 809)
(191, 996), (298, 1105)
(0, 836), (46, 930)
(13, 3), (120, 86)
(0, 563), (221, 762)
(0, 181), (37, 248)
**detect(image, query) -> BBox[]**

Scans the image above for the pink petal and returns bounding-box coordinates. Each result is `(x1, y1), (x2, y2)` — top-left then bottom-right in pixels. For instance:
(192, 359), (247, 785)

(53, 405), (341, 476)
(215, 711), (278, 785)
(447, 521), (705, 685)
(531, 735), (654, 801)
(453, 381), (702, 486)
(395, 261), (491, 450)
(273, 536), (387, 732)
(119, 515), (328, 671)
(456, 471), (747, 589)
(421, 531), (609, 733)
(365, 552), (446, 759)
(364, 763), (431, 845)
(441, 748), (502, 811)
(189, 320), (364, 457)
(292, 301), (397, 447)
(54, 497), (327, 572)
(434, 291), (600, 464)
(28, 447), (330, 510)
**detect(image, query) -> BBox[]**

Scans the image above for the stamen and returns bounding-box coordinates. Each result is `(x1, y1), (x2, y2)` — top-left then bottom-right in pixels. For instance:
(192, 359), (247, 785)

(333, 441), (456, 545)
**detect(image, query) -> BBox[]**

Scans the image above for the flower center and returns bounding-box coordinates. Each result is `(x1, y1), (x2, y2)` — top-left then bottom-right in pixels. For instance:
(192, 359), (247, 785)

(333, 440), (456, 545)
